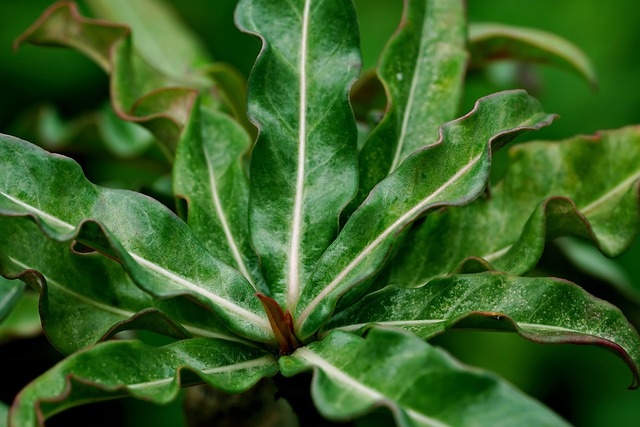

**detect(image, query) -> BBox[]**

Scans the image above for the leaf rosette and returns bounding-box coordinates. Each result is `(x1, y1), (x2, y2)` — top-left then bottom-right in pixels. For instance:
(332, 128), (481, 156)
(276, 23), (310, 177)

(1, 0), (639, 426)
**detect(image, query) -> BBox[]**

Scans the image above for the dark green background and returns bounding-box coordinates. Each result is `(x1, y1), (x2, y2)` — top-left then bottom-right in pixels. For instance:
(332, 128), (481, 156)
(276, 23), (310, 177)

(1, 1), (639, 425)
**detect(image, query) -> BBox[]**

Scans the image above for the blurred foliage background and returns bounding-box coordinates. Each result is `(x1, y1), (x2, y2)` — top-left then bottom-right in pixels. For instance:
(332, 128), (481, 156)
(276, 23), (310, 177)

(0, 0), (639, 425)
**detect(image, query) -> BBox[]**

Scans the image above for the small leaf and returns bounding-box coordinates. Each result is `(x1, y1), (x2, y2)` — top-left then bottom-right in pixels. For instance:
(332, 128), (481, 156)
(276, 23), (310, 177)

(280, 328), (568, 426)
(469, 23), (597, 88)
(324, 272), (640, 388)
(0, 216), (241, 354)
(15, 2), (201, 156)
(0, 286), (40, 343)
(352, 0), (468, 211)
(0, 134), (274, 344)
(236, 0), (361, 311)
(83, 0), (213, 81)
(173, 102), (264, 291)
(10, 338), (278, 427)
(295, 90), (556, 340)
(0, 276), (25, 324)
(203, 63), (256, 139)
(0, 401), (8, 426)
(389, 126), (640, 286)
(97, 103), (155, 158)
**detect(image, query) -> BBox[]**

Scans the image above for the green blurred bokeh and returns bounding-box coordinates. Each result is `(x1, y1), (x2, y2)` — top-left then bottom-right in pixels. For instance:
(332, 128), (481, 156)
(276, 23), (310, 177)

(1, 1), (639, 425)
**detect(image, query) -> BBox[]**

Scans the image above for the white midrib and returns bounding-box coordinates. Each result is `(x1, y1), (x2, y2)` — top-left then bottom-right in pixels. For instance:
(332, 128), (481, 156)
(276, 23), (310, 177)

(296, 348), (448, 427)
(202, 145), (255, 290)
(0, 281), (21, 308)
(480, 170), (640, 263)
(322, 319), (445, 336)
(287, 0), (312, 313)
(127, 355), (275, 390)
(0, 191), (271, 334)
(388, 5), (432, 175)
(297, 153), (483, 327)
(9, 257), (248, 343)
(580, 170), (640, 216)
(325, 320), (582, 335)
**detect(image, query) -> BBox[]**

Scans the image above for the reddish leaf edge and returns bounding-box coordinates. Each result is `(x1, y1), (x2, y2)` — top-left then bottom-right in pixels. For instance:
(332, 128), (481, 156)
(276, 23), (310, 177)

(0, 198), (264, 346)
(8, 340), (278, 427)
(13, 1), (198, 157)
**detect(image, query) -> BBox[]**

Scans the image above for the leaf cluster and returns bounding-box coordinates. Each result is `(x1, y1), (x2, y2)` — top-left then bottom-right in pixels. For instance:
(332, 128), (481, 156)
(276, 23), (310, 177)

(1, 1), (639, 426)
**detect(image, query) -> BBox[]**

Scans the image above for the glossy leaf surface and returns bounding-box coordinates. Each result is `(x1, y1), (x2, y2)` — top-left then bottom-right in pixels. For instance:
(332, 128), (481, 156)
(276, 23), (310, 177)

(354, 0), (468, 210)
(295, 90), (556, 339)
(0, 134), (274, 343)
(0, 216), (241, 354)
(280, 328), (568, 426)
(173, 103), (264, 291)
(236, 0), (361, 310)
(324, 272), (640, 387)
(469, 23), (597, 88)
(389, 126), (640, 286)
(10, 338), (278, 427)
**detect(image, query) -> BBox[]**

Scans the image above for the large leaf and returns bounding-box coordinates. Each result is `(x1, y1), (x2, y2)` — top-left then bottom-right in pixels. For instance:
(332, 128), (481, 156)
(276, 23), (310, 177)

(353, 0), (468, 211)
(469, 23), (597, 88)
(173, 103), (264, 291)
(295, 90), (557, 339)
(280, 328), (568, 426)
(0, 216), (242, 354)
(388, 126), (640, 287)
(236, 0), (361, 311)
(324, 272), (640, 387)
(9, 338), (278, 427)
(0, 134), (274, 344)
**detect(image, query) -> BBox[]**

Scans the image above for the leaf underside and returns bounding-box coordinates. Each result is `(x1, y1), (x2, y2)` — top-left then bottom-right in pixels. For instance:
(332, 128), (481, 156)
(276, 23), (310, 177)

(469, 22), (597, 88)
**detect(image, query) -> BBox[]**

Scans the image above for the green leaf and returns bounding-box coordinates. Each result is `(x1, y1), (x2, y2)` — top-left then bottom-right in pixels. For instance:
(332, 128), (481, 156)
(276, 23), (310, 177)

(0, 276), (24, 324)
(173, 102), (264, 292)
(353, 0), (468, 211)
(0, 286), (40, 343)
(236, 0), (361, 311)
(469, 23), (597, 88)
(295, 90), (557, 340)
(83, 0), (213, 81)
(389, 126), (640, 286)
(0, 134), (274, 344)
(280, 328), (568, 426)
(324, 272), (640, 388)
(15, 2), (202, 156)
(97, 103), (155, 158)
(202, 63), (256, 140)
(10, 338), (278, 427)
(0, 402), (7, 427)
(0, 216), (242, 354)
